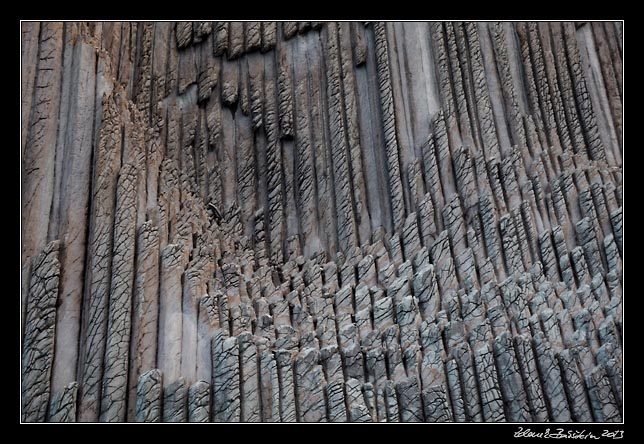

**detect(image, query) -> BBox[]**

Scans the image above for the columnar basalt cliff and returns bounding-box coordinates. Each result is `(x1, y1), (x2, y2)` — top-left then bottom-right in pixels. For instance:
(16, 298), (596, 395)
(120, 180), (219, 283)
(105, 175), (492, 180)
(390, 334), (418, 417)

(21, 21), (623, 422)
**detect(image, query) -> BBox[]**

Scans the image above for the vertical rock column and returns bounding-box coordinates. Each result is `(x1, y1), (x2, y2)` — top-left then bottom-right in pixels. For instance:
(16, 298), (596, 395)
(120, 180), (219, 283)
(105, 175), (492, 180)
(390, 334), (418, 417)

(21, 241), (61, 422)
(292, 34), (320, 256)
(338, 22), (371, 245)
(295, 347), (327, 422)
(100, 163), (138, 422)
(135, 369), (162, 422)
(157, 242), (186, 387)
(212, 331), (241, 422)
(264, 51), (285, 264)
(51, 37), (98, 401)
(324, 22), (358, 252)
(127, 221), (160, 421)
(78, 93), (123, 422)
(48, 382), (78, 422)
(21, 24), (63, 328)
(373, 22), (406, 230)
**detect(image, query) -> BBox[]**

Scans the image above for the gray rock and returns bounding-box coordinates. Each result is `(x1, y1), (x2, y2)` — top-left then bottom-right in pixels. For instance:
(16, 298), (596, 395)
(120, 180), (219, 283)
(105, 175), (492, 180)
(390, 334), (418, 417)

(453, 342), (482, 421)
(163, 378), (187, 423)
(212, 333), (240, 422)
(135, 369), (162, 423)
(20, 20), (622, 424)
(396, 377), (424, 422)
(445, 359), (466, 422)
(238, 333), (260, 422)
(101, 164), (138, 422)
(188, 380), (210, 422)
(258, 351), (280, 422)
(48, 382), (78, 423)
(373, 22), (406, 229)
(422, 385), (453, 422)
(325, 380), (347, 422)
(295, 347), (327, 422)
(276, 350), (296, 422)
(22, 241), (61, 422)
(514, 334), (549, 422)
(557, 349), (593, 422)
(474, 344), (506, 422)
(586, 365), (622, 422)
(493, 332), (531, 421)
(384, 380), (401, 422)
(533, 333), (571, 422)
(345, 378), (372, 422)
(610, 207), (622, 256)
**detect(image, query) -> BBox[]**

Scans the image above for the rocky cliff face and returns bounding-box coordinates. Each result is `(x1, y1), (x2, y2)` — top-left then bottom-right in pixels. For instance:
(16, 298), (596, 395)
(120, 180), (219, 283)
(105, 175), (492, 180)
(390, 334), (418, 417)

(21, 21), (622, 422)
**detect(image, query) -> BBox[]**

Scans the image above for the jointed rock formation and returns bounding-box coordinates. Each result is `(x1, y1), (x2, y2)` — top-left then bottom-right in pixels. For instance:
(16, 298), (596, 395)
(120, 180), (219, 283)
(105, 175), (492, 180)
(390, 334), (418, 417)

(21, 21), (622, 422)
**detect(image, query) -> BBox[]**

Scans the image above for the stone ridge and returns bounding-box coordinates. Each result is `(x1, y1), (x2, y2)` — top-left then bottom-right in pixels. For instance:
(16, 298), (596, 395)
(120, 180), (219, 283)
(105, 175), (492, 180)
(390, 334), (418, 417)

(20, 21), (622, 422)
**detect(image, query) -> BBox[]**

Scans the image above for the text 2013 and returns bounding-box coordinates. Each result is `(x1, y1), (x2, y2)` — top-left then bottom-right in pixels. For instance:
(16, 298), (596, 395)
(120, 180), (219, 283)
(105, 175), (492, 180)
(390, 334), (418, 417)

(514, 427), (624, 439)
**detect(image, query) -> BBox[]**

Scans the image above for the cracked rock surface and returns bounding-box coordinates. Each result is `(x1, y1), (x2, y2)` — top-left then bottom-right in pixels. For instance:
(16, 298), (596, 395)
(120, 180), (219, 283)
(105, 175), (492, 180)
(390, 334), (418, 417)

(21, 21), (622, 422)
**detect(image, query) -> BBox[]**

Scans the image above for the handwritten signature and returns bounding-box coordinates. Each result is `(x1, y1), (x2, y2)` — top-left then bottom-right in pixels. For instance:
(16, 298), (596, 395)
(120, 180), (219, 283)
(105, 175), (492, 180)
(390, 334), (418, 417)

(514, 427), (624, 440)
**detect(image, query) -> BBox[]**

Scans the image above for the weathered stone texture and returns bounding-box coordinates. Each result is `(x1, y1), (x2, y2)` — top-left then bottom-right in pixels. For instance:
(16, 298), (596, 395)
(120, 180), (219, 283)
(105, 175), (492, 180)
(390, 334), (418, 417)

(21, 21), (622, 423)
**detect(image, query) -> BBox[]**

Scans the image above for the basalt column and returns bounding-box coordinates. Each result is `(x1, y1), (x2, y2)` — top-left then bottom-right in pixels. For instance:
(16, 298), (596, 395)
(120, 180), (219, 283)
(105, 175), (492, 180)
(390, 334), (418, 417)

(21, 21), (623, 422)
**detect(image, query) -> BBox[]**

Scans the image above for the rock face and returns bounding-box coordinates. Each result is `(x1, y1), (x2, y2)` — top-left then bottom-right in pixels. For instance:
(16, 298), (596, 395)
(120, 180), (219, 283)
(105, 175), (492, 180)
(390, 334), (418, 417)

(21, 21), (622, 422)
